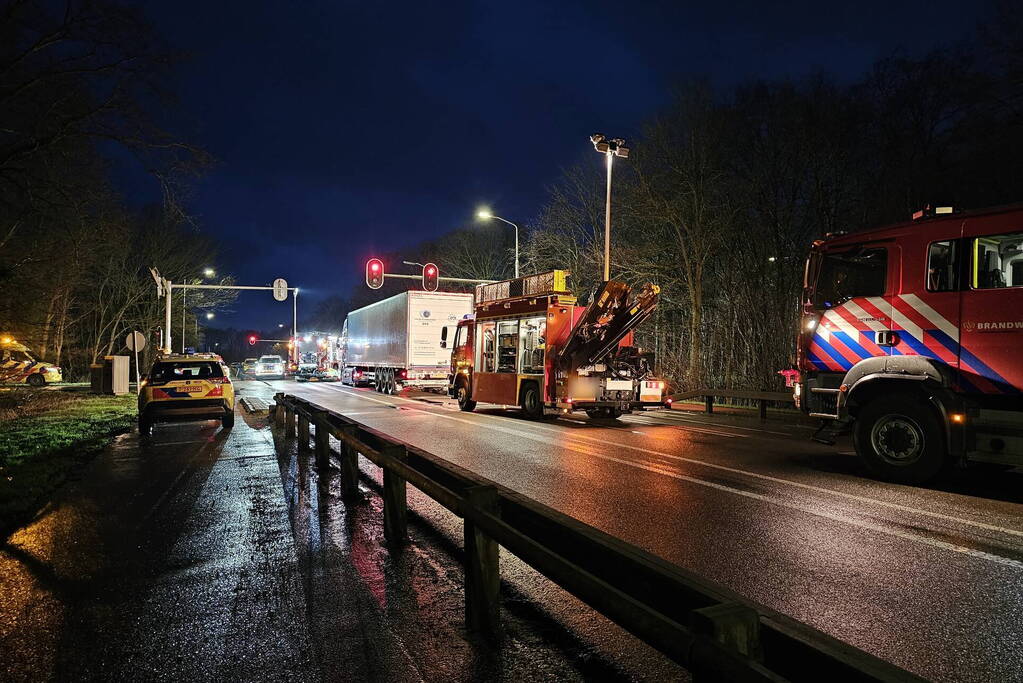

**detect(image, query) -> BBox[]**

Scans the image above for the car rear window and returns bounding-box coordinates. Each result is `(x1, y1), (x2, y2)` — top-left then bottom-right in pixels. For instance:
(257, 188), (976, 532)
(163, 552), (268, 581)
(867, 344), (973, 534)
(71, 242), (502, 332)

(259, 356), (281, 363)
(151, 361), (224, 383)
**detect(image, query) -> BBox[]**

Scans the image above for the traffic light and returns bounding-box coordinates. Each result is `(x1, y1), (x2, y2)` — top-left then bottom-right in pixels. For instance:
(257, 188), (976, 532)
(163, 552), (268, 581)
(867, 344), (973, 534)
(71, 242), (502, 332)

(248, 334), (257, 346)
(366, 258), (384, 289)
(423, 262), (438, 291)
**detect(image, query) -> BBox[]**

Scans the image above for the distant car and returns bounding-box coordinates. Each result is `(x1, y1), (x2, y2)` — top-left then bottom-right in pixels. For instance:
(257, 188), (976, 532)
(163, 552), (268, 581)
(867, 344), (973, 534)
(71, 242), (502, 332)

(253, 355), (285, 380)
(1, 336), (62, 386)
(341, 366), (373, 387)
(241, 358), (258, 376)
(138, 353), (234, 436)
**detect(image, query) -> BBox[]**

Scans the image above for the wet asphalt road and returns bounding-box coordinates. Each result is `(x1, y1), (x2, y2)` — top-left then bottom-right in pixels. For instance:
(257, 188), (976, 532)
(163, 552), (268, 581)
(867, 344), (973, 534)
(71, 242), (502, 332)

(1, 385), (676, 682)
(4, 379), (1023, 681)
(254, 379), (1023, 682)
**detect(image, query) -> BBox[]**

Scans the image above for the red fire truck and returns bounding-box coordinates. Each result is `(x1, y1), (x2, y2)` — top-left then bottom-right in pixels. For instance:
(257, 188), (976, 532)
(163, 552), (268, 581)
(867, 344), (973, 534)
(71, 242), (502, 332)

(444, 270), (668, 420)
(795, 204), (1023, 483)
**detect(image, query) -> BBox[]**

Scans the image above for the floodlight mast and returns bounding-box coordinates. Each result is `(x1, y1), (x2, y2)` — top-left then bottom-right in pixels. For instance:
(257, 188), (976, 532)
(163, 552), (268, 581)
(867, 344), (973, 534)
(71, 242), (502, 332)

(590, 134), (629, 282)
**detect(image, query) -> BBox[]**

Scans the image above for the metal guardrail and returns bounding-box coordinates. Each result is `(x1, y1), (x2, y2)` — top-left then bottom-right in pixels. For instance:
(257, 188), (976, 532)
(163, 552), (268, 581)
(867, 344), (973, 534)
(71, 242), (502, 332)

(670, 389), (794, 419)
(271, 392), (919, 682)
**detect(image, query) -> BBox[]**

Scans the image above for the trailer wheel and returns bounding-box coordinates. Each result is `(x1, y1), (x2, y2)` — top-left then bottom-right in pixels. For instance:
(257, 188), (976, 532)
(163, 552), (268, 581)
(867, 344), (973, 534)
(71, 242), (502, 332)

(456, 381), (476, 412)
(853, 394), (946, 484)
(520, 383), (543, 420)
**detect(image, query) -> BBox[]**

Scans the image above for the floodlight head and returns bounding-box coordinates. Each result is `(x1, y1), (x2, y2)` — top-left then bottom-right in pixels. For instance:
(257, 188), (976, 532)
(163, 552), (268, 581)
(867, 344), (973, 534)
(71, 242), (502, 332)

(615, 145), (630, 159)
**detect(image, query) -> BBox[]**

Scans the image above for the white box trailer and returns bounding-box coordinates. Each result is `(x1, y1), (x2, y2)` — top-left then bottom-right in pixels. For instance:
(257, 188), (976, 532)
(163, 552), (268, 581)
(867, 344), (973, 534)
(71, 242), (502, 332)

(341, 291), (473, 392)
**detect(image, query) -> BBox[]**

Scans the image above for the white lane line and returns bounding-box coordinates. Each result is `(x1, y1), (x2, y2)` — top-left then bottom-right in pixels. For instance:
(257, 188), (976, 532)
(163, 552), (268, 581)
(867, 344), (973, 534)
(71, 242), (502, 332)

(587, 451), (1023, 571)
(323, 387), (1023, 567)
(643, 412), (794, 436)
(319, 385), (1023, 540)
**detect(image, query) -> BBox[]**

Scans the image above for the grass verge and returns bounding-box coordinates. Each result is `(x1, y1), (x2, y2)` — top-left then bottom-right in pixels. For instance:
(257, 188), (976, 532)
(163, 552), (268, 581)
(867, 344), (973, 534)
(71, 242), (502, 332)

(0, 388), (136, 535)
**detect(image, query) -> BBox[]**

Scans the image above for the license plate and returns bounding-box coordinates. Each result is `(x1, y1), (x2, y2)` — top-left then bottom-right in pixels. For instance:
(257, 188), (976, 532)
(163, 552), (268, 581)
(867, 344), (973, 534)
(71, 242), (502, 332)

(175, 384), (204, 393)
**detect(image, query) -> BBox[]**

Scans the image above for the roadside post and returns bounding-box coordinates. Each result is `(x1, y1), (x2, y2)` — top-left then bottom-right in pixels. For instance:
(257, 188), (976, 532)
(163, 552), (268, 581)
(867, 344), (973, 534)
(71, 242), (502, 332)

(125, 331), (146, 394)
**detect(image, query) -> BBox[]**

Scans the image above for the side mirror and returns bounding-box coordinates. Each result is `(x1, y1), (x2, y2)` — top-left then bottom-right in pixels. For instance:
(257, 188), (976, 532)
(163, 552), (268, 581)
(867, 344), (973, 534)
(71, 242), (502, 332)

(440, 326), (448, 348)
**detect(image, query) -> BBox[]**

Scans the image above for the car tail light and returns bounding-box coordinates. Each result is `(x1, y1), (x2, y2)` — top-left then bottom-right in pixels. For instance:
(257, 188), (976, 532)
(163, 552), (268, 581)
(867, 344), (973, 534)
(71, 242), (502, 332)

(399, 369), (407, 379)
(354, 370), (362, 378)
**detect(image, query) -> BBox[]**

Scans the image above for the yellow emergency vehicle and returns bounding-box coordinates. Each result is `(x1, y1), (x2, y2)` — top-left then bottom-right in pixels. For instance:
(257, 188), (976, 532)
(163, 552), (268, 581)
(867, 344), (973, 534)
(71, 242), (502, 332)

(138, 352), (235, 436)
(1, 336), (62, 386)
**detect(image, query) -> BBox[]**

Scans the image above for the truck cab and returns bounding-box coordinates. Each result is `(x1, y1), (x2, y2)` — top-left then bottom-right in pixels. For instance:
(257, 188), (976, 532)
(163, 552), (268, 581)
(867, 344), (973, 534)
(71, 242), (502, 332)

(796, 205), (1023, 483)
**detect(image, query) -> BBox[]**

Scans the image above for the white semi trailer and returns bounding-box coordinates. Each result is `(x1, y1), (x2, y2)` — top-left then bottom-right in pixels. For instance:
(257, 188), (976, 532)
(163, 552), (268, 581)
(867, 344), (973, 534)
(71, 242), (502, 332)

(340, 290), (473, 393)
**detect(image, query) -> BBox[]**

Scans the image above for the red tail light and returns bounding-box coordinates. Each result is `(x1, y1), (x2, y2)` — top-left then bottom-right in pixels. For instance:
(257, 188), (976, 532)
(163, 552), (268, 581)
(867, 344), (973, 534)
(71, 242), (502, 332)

(399, 369), (407, 379)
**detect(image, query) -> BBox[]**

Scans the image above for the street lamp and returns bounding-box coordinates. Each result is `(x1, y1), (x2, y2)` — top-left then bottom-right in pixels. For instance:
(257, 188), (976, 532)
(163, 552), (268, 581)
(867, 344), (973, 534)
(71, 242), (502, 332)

(476, 208), (519, 278)
(590, 134), (629, 282)
(203, 267), (216, 278)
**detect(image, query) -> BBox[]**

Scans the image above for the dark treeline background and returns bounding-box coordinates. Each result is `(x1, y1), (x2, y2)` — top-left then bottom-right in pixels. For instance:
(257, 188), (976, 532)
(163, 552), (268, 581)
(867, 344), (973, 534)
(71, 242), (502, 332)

(0, 0), (228, 379)
(313, 4), (1023, 391)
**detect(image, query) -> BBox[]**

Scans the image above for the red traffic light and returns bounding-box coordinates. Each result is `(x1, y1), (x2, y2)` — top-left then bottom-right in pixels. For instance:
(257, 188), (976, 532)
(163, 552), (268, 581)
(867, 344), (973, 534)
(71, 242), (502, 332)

(366, 258), (384, 289)
(422, 262), (439, 291)
(248, 335), (257, 346)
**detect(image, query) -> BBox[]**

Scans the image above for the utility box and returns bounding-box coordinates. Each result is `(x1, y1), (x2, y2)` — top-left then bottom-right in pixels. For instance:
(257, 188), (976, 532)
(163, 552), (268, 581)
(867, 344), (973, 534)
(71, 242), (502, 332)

(102, 355), (130, 395)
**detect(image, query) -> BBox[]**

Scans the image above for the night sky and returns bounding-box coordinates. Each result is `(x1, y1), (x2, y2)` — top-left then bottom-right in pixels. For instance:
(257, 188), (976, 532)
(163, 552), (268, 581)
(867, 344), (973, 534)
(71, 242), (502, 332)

(135, 0), (988, 331)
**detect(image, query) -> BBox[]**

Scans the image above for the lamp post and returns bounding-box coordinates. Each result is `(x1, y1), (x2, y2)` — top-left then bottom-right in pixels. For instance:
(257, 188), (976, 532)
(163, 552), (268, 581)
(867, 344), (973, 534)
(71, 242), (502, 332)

(183, 269), (216, 352)
(476, 209), (519, 278)
(590, 134), (629, 282)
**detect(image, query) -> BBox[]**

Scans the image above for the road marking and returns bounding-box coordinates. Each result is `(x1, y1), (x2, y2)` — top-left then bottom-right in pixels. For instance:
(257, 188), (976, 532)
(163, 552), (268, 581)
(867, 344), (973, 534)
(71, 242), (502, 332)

(312, 385), (1023, 541)
(585, 451), (1023, 570)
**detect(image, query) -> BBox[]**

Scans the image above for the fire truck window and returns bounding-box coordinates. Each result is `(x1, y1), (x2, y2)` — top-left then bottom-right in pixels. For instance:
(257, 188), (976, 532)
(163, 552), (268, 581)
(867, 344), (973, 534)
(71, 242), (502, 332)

(519, 317), (546, 374)
(453, 325), (463, 349)
(813, 248), (887, 308)
(478, 322), (496, 372)
(497, 321), (518, 373)
(926, 240), (958, 292)
(972, 232), (1023, 289)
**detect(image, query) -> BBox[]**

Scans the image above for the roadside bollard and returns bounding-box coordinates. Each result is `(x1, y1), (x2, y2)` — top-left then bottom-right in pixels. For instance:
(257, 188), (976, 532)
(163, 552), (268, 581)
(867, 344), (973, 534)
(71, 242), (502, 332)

(381, 445), (408, 545)
(464, 486), (501, 637)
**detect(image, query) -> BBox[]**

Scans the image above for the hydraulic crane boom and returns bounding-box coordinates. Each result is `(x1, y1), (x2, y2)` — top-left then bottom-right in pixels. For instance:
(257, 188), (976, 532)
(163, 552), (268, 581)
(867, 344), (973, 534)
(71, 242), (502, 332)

(557, 280), (660, 371)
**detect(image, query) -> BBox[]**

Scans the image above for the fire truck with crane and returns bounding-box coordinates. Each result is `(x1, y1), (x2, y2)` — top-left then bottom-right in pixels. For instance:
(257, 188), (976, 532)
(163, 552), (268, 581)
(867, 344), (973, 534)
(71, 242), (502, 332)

(795, 204), (1023, 483)
(443, 270), (668, 420)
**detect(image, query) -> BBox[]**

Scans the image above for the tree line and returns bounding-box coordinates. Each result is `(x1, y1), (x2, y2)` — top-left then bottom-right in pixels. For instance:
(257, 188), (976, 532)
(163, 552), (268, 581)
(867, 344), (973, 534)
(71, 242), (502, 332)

(0, 1), (226, 379)
(313, 4), (1023, 392)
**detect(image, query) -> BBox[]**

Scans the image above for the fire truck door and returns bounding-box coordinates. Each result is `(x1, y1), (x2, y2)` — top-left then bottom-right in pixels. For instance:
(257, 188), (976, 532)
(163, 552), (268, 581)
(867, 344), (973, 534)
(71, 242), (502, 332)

(958, 220), (1023, 395)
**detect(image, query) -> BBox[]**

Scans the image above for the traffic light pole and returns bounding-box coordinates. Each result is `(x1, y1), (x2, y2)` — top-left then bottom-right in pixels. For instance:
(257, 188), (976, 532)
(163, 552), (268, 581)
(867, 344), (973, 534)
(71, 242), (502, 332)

(379, 273), (499, 284)
(154, 278), (301, 354)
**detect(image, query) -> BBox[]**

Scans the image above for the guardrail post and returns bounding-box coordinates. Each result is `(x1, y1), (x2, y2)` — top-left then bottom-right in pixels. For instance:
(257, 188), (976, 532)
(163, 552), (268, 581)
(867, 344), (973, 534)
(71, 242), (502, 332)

(464, 486), (501, 637)
(272, 393), (284, 425)
(759, 399), (767, 421)
(314, 413), (330, 471)
(705, 395), (714, 414)
(689, 602), (762, 665)
(382, 445), (408, 545)
(298, 411), (310, 451)
(285, 403), (296, 437)
(338, 426), (361, 500)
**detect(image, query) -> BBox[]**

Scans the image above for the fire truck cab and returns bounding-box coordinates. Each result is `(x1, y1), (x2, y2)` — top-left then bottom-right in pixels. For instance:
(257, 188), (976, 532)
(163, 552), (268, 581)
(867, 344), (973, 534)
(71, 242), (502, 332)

(796, 204), (1023, 483)
(446, 271), (667, 420)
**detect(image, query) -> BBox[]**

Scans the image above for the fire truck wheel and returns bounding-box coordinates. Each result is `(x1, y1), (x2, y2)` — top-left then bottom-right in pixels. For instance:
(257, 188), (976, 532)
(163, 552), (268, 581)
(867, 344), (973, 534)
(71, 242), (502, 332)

(456, 381), (476, 412)
(520, 383), (543, 419)
(854, 395), (945, 484)
(26, 373), (45, 387)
